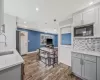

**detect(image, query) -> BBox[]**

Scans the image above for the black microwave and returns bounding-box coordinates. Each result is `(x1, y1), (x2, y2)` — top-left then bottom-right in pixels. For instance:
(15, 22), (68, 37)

(74, 24), (94, 37)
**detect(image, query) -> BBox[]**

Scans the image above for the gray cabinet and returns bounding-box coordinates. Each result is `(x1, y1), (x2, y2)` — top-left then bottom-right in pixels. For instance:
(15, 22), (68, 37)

(82, 60), (96, 80)
(0, 65), (21, 80)
(72, 57), (81, 76)
(97, 57), (100, 80)
(72, 52), (97, 80)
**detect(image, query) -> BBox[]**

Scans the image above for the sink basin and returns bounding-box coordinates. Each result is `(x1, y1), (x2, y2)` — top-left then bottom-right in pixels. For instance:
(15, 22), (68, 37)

(0, 51), (14, 56)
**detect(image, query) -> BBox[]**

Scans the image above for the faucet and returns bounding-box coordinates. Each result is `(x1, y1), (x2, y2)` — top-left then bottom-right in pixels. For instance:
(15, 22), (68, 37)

(0, 24), (7, 46)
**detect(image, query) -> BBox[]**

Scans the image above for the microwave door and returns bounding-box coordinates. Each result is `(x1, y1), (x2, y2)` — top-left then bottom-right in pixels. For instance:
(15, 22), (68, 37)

(74, 24), (93, 37)
(74, 27), (86, 36)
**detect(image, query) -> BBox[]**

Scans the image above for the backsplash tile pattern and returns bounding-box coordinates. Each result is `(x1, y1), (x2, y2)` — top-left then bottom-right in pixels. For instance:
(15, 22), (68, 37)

(73, 38), (100, 52)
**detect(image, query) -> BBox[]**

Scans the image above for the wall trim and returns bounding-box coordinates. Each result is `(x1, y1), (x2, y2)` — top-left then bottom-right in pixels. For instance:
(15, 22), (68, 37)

(28, 50), (39, 54)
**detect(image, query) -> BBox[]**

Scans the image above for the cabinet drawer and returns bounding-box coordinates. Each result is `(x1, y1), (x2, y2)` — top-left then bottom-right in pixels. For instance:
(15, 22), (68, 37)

(72, 52), (82, 58)
(82, 54), (96, 62)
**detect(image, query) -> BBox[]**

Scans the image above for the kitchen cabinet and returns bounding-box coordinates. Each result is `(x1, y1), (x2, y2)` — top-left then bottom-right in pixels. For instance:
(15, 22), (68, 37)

(96, 7), (100, 37)
(0, 0), (4, 33)
(72, 52), (97, 80)
(83, 8), (95, 25)
(0, 65), (21, 80)
(4, 14), (16, 49)
(73, 13), (82, 27)
(73, 8), (96, 26)
(73, 6), (100, 37)
(82, 60), (96, 80)
(97, 57), (100, 80)
(72, 57), (81, 76)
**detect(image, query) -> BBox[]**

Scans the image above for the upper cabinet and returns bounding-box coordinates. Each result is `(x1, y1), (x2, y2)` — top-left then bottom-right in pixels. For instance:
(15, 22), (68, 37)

(97, 7), (100, 37)
(73, 8), (96, 27)
(83, 8), (95, 25)
(72, 6), (100, 37)
(73, 13), (82, 27)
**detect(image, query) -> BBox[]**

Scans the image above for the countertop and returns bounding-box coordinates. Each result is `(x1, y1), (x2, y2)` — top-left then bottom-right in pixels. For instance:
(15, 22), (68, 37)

(0, 49), (24, 71)
(72, 49), (100, 57)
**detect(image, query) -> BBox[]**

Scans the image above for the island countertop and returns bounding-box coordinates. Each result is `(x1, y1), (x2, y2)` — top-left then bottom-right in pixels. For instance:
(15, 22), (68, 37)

(0, 49), (24, 71)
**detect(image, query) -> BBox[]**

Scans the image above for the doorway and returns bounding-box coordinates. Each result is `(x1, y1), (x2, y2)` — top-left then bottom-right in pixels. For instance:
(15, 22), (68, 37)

(16, 31), (28, 55)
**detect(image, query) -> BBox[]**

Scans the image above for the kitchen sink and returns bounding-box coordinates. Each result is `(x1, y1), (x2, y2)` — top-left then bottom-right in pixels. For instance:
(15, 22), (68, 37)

(0, 51), (14, 56)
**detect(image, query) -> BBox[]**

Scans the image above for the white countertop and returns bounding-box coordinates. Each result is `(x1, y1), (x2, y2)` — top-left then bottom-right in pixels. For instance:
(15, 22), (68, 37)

(72, 49), (100, 57)
(0, 49), (24, 71)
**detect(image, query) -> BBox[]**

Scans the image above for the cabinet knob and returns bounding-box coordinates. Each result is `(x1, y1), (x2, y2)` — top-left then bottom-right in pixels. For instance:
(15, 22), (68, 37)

(80, 59), (84, 65)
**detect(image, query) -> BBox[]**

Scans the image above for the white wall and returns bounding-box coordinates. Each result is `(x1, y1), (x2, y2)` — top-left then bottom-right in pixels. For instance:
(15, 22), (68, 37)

(0, 14), (16, 51)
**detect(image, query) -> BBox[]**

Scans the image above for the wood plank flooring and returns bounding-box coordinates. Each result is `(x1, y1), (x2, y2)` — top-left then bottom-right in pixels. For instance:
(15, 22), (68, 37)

(23, 53), (81, 80)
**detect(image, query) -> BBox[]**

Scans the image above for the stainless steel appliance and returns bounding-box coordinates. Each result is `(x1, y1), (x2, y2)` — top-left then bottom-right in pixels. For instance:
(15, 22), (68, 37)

(74, 24), (94, 37)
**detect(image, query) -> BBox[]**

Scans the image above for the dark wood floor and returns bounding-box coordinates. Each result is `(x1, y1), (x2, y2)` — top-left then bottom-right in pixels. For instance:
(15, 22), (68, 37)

(23, 53), (81, 80)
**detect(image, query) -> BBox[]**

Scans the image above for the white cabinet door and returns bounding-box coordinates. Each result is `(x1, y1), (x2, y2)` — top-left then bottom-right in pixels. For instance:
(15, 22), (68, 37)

(83, 8), (95, 25)
(4, 14), (16, 50)
(96, 7), (100, 37)
(73, 13), (82, 27)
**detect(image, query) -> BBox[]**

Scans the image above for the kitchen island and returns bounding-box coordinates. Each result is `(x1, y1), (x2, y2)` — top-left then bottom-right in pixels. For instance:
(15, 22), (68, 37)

(0, 49), (24, 80)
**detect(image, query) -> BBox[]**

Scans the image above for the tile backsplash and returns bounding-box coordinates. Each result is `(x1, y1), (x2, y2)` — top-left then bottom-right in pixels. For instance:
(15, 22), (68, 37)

(73, 37), (100, 52)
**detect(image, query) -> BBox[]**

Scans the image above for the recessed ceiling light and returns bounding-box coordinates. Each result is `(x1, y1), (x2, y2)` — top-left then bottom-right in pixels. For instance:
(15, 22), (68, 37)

(89, 2), (93, 5)
(45, 23), (47, 24)
(36, 8), (39, 11)
(24, 22), (26, 24)
(54, 29), (57, 32)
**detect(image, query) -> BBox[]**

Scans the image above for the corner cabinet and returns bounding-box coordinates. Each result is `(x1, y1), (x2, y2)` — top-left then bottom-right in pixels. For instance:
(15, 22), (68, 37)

(72, 52), (97, 80)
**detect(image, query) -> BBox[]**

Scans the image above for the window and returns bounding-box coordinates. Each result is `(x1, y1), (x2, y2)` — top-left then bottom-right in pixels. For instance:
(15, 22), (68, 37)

(60, 26), (71, 45)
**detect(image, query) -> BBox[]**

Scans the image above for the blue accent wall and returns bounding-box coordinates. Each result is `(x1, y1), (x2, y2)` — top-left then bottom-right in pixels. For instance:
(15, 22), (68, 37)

(61, 33), (71, 45)
(17, 28), (58, 52)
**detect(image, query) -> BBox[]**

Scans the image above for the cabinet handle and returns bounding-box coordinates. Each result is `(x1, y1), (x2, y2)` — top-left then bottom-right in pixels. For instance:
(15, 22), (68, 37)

(80, 59), (84, 65)
(80, 59), (82, 65)
(81, 59), (83, 65)
(81, 59), (84, 65)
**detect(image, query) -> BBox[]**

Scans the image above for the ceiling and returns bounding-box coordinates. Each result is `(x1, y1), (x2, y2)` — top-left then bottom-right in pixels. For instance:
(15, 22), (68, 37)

(4, 0), (99, 34)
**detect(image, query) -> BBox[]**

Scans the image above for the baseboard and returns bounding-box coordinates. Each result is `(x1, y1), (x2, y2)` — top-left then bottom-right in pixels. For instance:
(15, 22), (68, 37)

(28, 50), (38, 54)
(21, 51), (38, 56)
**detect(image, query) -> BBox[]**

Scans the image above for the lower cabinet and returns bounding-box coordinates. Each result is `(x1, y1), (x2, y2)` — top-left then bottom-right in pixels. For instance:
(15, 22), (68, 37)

(82, 60), (96, 80)
(97, 57), (100, 80)
(72, 57), (81, 77)
(72, 52), (97, 80)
